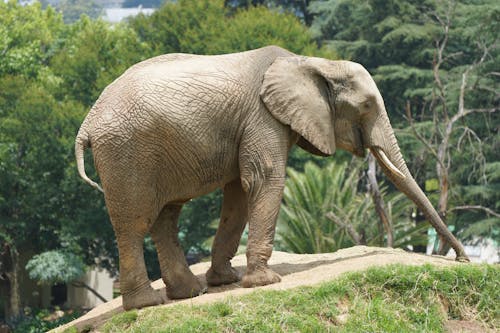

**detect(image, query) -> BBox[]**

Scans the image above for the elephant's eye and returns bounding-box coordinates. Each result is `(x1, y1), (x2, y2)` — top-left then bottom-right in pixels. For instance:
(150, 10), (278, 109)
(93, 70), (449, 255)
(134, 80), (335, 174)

(360, 101), (372, 115)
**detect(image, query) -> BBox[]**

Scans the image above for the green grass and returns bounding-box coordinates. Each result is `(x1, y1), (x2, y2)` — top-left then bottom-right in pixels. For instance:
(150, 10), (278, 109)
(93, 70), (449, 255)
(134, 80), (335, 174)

(103, 264), (499, 333)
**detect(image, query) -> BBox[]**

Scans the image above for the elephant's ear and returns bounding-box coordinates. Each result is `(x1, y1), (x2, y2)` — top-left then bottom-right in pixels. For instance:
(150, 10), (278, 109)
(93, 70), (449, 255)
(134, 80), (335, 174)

(260, 57), (336, 156)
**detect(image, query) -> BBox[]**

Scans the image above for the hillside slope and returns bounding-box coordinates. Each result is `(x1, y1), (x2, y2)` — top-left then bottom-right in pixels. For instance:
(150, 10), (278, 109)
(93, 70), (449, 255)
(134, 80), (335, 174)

(53, 246), (469, 332)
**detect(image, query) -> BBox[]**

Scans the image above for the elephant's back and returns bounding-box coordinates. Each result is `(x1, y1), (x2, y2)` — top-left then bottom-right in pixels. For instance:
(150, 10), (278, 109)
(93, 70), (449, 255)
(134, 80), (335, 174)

(83, 46), (294, 144)
(81, 46), (294, 202)
(83, 46), (295, 155)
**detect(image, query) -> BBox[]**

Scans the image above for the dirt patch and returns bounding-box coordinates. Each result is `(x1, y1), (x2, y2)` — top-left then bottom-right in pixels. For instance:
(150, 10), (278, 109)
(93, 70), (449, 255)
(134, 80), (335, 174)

(51, 246), (463, 332)
(444, 320), (493, 333)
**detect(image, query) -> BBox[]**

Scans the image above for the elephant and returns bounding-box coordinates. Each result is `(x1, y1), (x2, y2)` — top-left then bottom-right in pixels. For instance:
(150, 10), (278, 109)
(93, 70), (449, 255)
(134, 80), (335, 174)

(75, 46), (469, 310)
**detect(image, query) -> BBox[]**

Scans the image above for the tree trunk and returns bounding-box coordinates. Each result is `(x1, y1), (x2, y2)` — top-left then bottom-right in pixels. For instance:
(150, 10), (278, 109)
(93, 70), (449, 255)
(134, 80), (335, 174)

(326, 212), (366, 245)
(367, 153), (394, 247)
(436, 123), (451, 256)
(5, 247), (21, 321)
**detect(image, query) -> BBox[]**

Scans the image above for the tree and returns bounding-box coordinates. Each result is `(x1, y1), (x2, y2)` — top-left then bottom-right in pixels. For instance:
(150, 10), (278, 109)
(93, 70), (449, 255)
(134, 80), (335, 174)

(42, 0), (104, 24)
(0, 77), (79, 321)
(225, 0), (316, 25)
(0, 2), (64, 78)
(0, 3), (147, 322)
(130, 0), (331, 56)
(309, 0), (499, 249)
(51, 16), (149, 107)
(309, 0), (440, 121)
(278, 161), (371, 253)
(123, 0), (164, 8)
(25, 250), (108, 303)
(0, 5), (68, 319)
(404, 0), (499, 249)
(277, 160), (424, 253)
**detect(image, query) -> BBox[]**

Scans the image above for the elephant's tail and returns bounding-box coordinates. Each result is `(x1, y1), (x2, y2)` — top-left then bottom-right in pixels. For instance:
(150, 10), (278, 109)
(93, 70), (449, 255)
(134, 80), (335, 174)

(75, 129), (104, 193)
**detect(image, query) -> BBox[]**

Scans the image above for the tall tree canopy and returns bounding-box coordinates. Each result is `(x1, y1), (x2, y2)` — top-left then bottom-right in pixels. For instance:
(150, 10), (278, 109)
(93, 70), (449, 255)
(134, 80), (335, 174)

(309, 0), (499, 243)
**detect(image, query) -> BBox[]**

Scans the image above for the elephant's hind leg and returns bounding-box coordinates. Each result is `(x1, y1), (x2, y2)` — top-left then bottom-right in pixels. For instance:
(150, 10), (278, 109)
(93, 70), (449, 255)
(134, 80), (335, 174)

(150, 204), (206, 299)
(113, 222), (164, 310)
(207, 179), (248, 286)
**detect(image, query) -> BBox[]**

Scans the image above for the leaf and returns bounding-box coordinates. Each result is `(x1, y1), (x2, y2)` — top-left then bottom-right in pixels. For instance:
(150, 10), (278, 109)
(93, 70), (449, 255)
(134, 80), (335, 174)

(25, 250), (86, 284)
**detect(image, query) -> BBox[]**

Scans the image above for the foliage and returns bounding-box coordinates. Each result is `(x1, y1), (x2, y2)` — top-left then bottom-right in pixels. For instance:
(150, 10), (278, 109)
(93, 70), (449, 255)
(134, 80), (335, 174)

(0, 77), (77, 259)
(0, 5), (127, 294)
(102, 264), (499, 332)
(277, 160), (373, 253)
(129, 0), (332, 57)
(25, 250), (85, 285)
(0, 2), (64, 78)
(123, 0), (164, 8)
(179, 191), (222, 256)
(225, 0), (316, 25)
(50, 17), (149, 107)
(309, 0), (499, 241)
(11, 308), (81, 333)
(277, 161), (425, 253)
(309, 0), (441, 121)
(41, 0), (103, 24)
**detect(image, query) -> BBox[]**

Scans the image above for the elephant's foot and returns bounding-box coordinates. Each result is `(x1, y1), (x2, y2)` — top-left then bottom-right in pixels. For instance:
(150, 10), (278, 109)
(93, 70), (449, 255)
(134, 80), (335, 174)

(206, 265), (240, 286)
(165, 273), (207, 299)
(122, 284), (164, 310)
(241, 267), (281, 288)
(456, 255), (470, 262)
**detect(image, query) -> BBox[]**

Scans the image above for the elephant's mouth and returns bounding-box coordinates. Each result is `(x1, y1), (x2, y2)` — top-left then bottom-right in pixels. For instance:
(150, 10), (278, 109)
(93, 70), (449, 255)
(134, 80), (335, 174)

(352, 146), (366, 157)
(351, 125), (366, 157)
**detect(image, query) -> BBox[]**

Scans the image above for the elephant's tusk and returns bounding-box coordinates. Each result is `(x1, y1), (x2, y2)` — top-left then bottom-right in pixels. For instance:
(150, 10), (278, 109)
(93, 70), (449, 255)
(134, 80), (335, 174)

(371, 148), (406, 180)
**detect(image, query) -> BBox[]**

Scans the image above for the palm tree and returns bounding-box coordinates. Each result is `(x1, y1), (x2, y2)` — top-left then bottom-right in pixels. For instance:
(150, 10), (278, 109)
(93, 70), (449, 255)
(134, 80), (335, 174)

(277, 160), (427, 253)
(277, 161), (369, 253)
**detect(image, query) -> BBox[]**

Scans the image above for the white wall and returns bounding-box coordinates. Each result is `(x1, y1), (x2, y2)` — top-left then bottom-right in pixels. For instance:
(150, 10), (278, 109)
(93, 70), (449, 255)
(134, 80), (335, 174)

(67, 268), (114, 309)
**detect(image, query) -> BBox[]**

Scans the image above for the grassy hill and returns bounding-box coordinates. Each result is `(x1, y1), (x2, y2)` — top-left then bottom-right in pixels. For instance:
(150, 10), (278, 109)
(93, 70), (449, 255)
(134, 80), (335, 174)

(94, 264), (498, 332)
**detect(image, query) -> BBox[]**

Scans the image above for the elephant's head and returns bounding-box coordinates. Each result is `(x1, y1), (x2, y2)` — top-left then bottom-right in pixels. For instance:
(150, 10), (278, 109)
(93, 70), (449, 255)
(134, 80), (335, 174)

(260, 56), (469, 261)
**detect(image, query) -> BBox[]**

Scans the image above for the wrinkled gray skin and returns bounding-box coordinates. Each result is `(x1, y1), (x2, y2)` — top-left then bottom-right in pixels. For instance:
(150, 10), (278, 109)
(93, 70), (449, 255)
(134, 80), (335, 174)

(76, 46), (469, 310)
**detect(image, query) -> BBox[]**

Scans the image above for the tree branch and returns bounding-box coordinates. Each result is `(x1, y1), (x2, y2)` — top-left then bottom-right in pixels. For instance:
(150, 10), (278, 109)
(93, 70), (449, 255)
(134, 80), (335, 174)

(325, 212), (365, 245)
(405, 101), (443, 166)
(449, 206), (500, 218)
(367, 153), (393, 247)
(71, 281), (109, 303)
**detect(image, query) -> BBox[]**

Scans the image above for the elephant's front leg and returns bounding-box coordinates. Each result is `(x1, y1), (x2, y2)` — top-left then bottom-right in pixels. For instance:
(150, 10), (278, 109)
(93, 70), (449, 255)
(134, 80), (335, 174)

(241, 176), (285, 287)
(207, 179), (248, 286)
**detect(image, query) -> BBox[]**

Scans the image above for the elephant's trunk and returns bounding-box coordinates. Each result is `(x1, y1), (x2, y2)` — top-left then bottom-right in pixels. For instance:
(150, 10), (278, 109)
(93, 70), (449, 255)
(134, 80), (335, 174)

(365, 113), (469, 262)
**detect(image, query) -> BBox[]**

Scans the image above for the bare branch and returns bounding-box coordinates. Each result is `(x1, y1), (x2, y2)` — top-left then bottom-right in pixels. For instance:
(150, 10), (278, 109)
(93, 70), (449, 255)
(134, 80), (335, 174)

(367, 153), (393, 247)
(443, 51), (463, 62)
(325, 212), (366, 245)
(456, 126), (487, 184)
(449, 206), (500, 218)
(457, 126), (482, 151)
(71, 281), (109, 303)
(462, 108), (497, 115)
(431, 0), (457, 122)
(405, 100), (443, 166)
